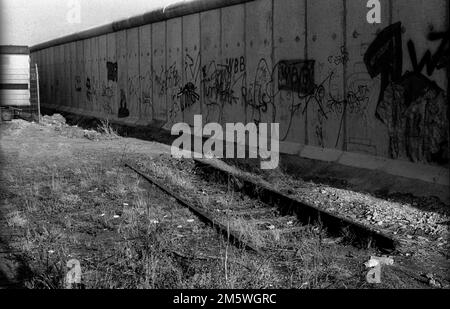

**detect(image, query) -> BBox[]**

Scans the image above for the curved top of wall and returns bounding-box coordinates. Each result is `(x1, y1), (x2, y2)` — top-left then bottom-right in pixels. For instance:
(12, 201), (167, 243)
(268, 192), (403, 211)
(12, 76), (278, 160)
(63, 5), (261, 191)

(30, 0), (256, 52)
(0, 45), (29, 55)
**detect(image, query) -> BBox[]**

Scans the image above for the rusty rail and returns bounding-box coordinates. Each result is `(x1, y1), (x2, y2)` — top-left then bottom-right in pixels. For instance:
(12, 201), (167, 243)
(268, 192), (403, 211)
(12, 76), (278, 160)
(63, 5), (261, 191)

(124, 162), (262, 254)
(194, 158), (399, 252)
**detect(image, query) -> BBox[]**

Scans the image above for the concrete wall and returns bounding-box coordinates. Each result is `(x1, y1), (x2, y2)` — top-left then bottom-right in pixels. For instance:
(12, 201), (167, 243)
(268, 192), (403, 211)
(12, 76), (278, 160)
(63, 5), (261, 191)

(30, 0), (449, 185)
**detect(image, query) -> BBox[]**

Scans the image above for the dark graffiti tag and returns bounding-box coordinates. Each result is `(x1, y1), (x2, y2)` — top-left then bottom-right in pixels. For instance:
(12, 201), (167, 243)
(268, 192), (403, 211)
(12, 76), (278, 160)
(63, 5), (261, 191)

(107, 62), (118, 82)
(118, 89), (129, 118)
(178, 82), (200, 112)
(364, 23), (449, 164)
(180, 53), (202, 115)
(225, 56), (246, 74)
(365, 22), (448, 104)
(86, 77), (92, 101)
(407, 30), (449, 76)
(75, 75), (82, 92)
(364, 22), (403, 104)
(278, 60), (315, 95)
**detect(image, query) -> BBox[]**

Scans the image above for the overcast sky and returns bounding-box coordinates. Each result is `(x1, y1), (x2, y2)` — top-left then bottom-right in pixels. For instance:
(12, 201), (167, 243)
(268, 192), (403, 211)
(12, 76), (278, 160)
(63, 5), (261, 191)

(1, 0), (180, 46)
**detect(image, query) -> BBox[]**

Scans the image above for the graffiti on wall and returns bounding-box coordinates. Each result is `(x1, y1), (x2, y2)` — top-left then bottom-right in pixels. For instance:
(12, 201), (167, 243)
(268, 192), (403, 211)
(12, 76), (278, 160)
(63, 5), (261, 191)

(86, 77), (92, 101)
(242, 58), (275, 125)
(408, 30), (449, 76)
(55, 16), (447, 167)
(186, 53), (362, 142)
(99, 83), (115, 115)
(75, 75), (82, 92)
(364, 22), (403, 104)
(364, 22), (448, 164)
(118, 89), (129, 118)
(107, 62), (118, 82)
(278, 60), (315, 95)
(202, 59), (246, 109)
(140, 69), (153, 106)
(127, 75), (141, 108)
(178, 82), (200, 111)
(178, 53), (201, 113)
(376, 72), (447, 163)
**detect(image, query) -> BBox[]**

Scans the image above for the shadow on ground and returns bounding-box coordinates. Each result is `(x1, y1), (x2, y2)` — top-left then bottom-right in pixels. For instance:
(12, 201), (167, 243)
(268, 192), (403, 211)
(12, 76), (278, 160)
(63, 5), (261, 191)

(41, 108), (450, 214)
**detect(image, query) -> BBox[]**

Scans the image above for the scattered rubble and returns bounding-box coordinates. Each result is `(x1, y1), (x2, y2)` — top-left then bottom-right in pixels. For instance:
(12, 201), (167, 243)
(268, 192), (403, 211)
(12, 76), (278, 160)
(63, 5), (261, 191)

(271, 178), (449, 246)
(41, 114), (66, 126)
(425, 273), (442, 288)
(2, 114), (119, 142)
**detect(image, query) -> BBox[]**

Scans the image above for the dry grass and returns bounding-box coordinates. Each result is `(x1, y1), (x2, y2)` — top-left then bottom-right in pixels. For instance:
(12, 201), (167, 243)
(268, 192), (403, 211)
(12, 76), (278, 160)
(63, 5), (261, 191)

(2, 154), (363, 289)
(97, 120), (119, 139)
(1, 119), (427, 289)
(1, 159), (280, 288)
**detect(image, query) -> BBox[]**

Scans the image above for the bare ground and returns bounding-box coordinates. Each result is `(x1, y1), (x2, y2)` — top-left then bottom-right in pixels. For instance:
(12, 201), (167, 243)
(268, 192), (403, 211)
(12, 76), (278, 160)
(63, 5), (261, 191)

(0, 117), (448, 289)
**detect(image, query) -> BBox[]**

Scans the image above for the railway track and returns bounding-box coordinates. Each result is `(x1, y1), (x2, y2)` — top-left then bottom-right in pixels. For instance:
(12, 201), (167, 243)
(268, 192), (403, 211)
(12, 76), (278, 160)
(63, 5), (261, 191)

(194, 158), (398, 252)
(125, 156), (397, 260)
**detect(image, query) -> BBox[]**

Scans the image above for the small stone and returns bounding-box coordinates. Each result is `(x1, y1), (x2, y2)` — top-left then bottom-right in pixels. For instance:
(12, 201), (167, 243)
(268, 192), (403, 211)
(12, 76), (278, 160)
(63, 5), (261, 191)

(429, 279), (441, 288)
(406, 235), (413, 239)
(377, 221), (383, 226)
